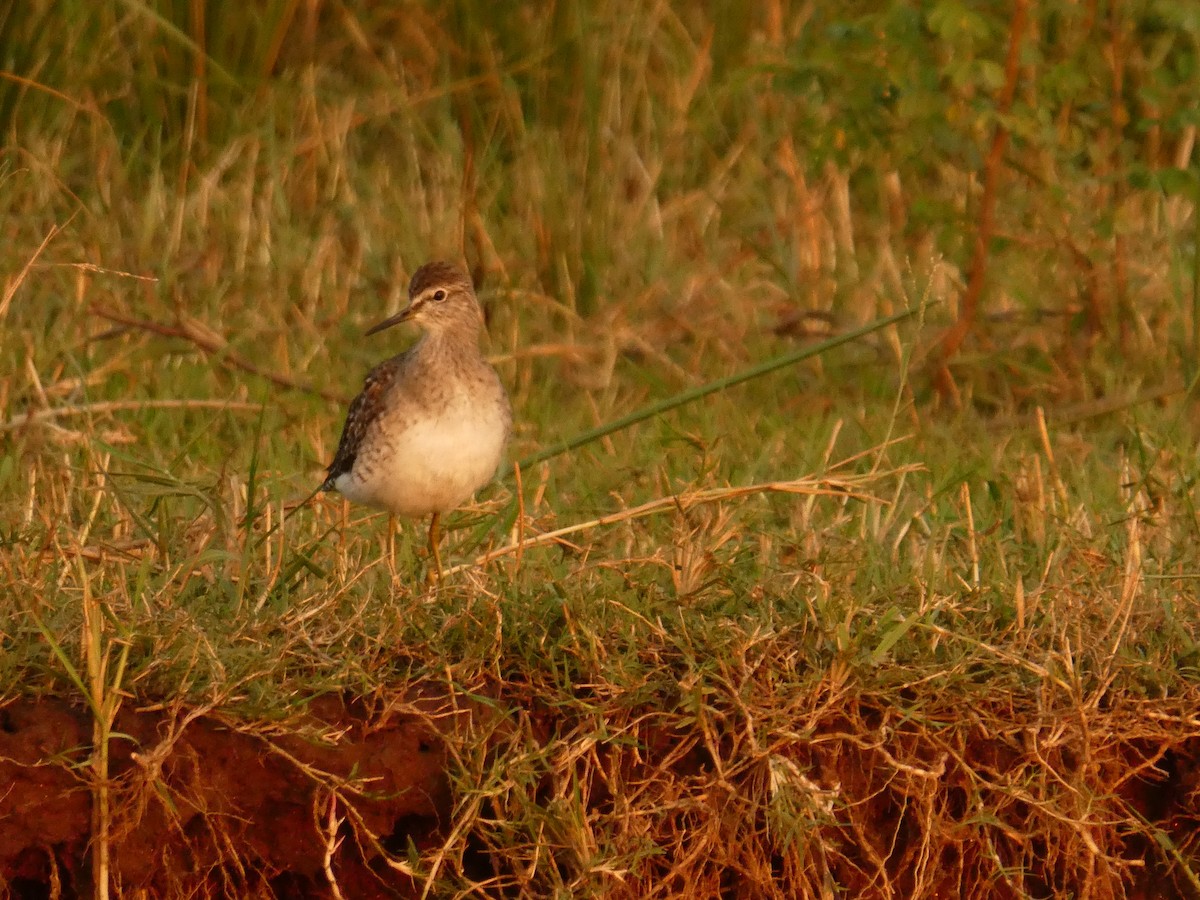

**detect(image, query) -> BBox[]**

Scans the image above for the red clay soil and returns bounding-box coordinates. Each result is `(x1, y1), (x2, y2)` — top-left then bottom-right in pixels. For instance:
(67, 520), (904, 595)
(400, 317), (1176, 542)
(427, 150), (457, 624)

(0, 694), (449, 898)
(3, 691), (1200, 898)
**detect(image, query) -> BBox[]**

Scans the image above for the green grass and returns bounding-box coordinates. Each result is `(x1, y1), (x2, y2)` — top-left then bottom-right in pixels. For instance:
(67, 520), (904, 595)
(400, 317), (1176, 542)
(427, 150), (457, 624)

(3, 1), (1200, 897)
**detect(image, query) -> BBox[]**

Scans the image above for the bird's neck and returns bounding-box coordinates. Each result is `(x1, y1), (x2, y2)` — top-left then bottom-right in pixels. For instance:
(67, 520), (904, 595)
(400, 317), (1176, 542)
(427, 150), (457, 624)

(417, 326), (482, 359)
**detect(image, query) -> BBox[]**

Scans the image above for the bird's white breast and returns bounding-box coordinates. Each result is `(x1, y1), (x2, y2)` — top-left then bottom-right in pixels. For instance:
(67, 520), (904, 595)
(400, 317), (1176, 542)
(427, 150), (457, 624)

(334, 389), (508, 518)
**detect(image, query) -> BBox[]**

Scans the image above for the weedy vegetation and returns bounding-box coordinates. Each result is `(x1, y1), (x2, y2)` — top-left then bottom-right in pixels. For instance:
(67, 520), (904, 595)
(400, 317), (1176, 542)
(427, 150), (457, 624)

(2, 1), (1200, 897)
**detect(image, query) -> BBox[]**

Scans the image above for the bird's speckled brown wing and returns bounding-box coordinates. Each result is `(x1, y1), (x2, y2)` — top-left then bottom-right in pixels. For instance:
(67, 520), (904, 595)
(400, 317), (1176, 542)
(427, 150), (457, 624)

(322, 355), (407, 490)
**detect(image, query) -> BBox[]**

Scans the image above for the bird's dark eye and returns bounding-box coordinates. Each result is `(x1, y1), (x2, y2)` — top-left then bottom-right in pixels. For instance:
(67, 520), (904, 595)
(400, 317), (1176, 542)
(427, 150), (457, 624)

(432, 289), (447, 302)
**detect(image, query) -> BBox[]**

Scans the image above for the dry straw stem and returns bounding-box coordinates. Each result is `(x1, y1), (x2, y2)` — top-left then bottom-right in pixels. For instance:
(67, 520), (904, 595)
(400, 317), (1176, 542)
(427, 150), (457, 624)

(0, 398), (263, 433)
(456, 441), (920, 575)
(933, 0), (1030, 398)
(3, 224), (150, 324)
(91, 304), (344, 402)
(1, 223), (62, 322)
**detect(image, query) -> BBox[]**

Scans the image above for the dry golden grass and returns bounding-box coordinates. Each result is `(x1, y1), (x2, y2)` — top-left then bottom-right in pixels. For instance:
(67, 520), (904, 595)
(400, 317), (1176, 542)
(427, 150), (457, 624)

(2, 2), (1199, 896)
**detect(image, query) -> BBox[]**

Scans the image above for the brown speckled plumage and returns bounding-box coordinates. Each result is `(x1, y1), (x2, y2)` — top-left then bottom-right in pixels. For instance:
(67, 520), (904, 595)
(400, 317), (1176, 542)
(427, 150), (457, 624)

(322, 354), (408, 490)
(322, 261), (511, 539)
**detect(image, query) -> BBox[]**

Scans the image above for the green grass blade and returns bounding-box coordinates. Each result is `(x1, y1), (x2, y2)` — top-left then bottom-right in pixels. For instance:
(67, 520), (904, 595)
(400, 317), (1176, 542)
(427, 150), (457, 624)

(515, 304), (923, 471)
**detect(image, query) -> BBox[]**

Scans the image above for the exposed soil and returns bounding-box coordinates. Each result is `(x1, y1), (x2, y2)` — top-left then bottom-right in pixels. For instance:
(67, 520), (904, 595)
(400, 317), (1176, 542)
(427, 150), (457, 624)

(2, 692), (1199, 898)
(0, 694), (452, 898)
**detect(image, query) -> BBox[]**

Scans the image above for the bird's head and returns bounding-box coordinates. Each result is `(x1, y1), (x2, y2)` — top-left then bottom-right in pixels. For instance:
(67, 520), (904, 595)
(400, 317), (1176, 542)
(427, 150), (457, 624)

(366, 261), (482, 338)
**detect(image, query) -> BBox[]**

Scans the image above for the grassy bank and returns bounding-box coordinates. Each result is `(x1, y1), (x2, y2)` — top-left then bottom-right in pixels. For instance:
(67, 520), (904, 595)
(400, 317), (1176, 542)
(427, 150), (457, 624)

(2, 1), (1199, 896)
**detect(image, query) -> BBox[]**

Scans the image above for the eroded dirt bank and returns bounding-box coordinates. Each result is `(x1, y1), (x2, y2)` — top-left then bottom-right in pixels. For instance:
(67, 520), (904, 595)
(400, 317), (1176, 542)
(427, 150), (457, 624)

(0, 694), (451, 897)
(2, 691), (1200, 898)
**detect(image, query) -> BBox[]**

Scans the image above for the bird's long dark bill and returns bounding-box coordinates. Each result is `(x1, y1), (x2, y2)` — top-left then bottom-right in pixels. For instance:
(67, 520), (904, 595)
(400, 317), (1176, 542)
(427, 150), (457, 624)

(365, 306), (416, 336)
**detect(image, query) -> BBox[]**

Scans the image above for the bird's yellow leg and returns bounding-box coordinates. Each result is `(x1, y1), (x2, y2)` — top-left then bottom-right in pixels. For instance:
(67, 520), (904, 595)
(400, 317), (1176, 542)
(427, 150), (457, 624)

(426, 512), (443, 586)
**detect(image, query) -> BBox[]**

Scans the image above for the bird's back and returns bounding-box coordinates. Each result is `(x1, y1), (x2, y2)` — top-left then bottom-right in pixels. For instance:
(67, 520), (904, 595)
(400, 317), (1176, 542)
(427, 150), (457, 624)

(322, 351), (412, 491)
